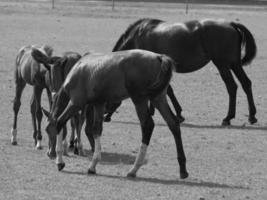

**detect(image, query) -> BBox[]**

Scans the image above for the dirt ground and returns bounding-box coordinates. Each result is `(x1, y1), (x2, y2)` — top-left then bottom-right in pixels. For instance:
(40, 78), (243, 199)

(0, 1), (266, 200)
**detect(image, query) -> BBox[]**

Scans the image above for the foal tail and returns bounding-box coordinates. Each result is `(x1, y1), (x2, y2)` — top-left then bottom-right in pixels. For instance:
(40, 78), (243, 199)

(231, 22), (257, 66)
(148, 55), (174, 98)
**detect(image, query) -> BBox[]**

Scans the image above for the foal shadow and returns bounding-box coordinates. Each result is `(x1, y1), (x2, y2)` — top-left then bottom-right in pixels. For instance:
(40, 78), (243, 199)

(62, 170), (249, 190)
(111, 120), (267, 131)
(83, 149), (136, 165)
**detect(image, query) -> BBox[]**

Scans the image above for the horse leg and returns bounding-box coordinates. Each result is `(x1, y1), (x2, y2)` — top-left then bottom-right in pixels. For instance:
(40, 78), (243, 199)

(231, 65), (257, 124)
(73, 113), (84, 156)
(151, 94), (188, 179)
(56, 129), (65, 171)
(167, 85), (185, 123)
(104, 101), (122, 122)
(88, 104), (105, 174)
(85, 105), (95, 152)
(11, 78), (26, 145)
(216, 66), (238, 126)
(55, 101), (80, 171)
(34, 86), (44, 149)
(69, 118), (75, 149)
(62, 126), (68, 156)
(46, 88), (52, 109)
(30, 92), (38, 147)
(127, 98), (154, 178)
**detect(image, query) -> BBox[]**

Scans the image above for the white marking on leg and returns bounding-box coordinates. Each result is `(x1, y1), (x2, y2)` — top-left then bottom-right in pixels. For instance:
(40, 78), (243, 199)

(11, 128), (17, 144)
(51, 92), (56, 99)
(56, 130), (64, 165)
(78, 141), (84, 156)
(89, 136), (101, 172)
(128, 143), (148, 177)
(36, 140), (42, 149)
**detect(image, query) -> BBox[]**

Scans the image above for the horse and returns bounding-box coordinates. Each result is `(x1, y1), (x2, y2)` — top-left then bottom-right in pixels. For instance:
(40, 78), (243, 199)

(106, 18), (257, 126)
(31, 49), (94, 156)
(42, 49), (188, 179)
(11, 44), (54, 149)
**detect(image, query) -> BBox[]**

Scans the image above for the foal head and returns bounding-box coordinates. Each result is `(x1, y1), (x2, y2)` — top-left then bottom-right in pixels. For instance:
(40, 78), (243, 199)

(31, 49), (81, 96)
(41, 87), (70, 159)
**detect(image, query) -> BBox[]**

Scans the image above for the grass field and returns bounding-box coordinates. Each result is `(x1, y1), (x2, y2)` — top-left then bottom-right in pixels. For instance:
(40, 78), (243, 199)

(0, 1), (267, 200)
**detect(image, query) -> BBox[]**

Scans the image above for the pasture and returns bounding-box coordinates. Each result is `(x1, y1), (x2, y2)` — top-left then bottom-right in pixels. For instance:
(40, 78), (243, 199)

(0, 1), (267, 199)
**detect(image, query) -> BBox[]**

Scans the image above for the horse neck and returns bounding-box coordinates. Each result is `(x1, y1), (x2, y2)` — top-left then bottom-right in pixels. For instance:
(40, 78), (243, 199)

(51, 87), (70, 120)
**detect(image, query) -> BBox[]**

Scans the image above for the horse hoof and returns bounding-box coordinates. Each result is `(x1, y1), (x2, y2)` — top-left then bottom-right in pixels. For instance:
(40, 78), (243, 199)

(177, 115), (185, 123)
(11, 141), (17, 145)
(88, 169), (96, 174)
(57, 163), (65, 171)
(126, 172), (136, 178)
(74, 147), (79, 155)
(104, 116), (111, 122)
(78, 150), (84, 156)
(69, 143), (74, 149)
(180, 171), (189, 179)
(36, 145), (43, 150)
(47, 151), (56, 160)
(221, 120), (231, 126)
(63, 151), (69, 156)
(249, 116), (257, 124)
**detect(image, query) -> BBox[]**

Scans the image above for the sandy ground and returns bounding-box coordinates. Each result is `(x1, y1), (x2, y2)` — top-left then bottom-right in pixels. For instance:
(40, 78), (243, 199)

(0, 1), (266, 200)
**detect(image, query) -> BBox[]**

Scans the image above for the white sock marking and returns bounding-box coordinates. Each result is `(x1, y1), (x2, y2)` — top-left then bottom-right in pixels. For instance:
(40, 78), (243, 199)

(11, 128), (17, 143)
(89, 136), (101, 171)
(128, 143), (148, 175)
(56, 130), (64, 164)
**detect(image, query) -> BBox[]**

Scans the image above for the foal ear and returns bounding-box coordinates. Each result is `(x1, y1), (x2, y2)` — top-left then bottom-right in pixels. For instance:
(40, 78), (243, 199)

(50, 56), (62, 64)
(31, 48), (50, 64)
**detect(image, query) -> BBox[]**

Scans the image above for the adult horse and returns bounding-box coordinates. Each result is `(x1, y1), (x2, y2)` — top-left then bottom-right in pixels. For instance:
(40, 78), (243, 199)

(31, 49), (95, 156)
(11, 44), (53, 149)
(42, 49), (188, 179)
(107, 18), (257, 126)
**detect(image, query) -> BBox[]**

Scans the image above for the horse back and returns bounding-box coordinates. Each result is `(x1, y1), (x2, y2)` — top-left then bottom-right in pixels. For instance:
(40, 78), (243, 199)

(148, 20), (209, 71)
(63, 50), (169, 106)
(15, 45), (50, 86)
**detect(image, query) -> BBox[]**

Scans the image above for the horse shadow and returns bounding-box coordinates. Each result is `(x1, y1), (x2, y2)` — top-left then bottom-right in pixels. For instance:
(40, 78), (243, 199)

(81, 149), (137, 165)
(111, 120), (267, 131)
(62, 170), (250, 190)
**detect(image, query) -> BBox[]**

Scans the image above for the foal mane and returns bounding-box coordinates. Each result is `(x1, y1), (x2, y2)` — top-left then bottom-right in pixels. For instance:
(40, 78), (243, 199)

(112, 18), (163, 52)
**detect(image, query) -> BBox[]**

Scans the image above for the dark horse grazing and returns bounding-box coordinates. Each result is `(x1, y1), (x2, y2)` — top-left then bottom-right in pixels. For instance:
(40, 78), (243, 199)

(42, 49), (188, 179)
(11, 45), (53, 149)
(106, 18), (257, 126)
(31, 49), (94, 156)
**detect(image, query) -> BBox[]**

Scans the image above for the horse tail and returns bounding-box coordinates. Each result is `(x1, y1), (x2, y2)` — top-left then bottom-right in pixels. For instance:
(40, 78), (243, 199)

(148, 55), (174, 98)
(231, 22), (257, 66)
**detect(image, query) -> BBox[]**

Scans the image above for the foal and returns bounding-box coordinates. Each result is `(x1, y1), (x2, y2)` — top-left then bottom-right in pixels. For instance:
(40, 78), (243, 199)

(11, 44), (53, 149)
(43, 49), (188, 179)
(31, 49), (93, 157)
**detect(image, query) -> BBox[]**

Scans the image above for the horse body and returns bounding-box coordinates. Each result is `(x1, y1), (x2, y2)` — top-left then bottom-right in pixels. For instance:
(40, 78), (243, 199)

(31, 49), (90, 156)
(16, 45), (51, 85)
(147, 21), (210, 72)
(64, 50), (165, 106)
(110, 18), (257, 125)
(11, 44), (53, 148)
(44, 49), (188, 179)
